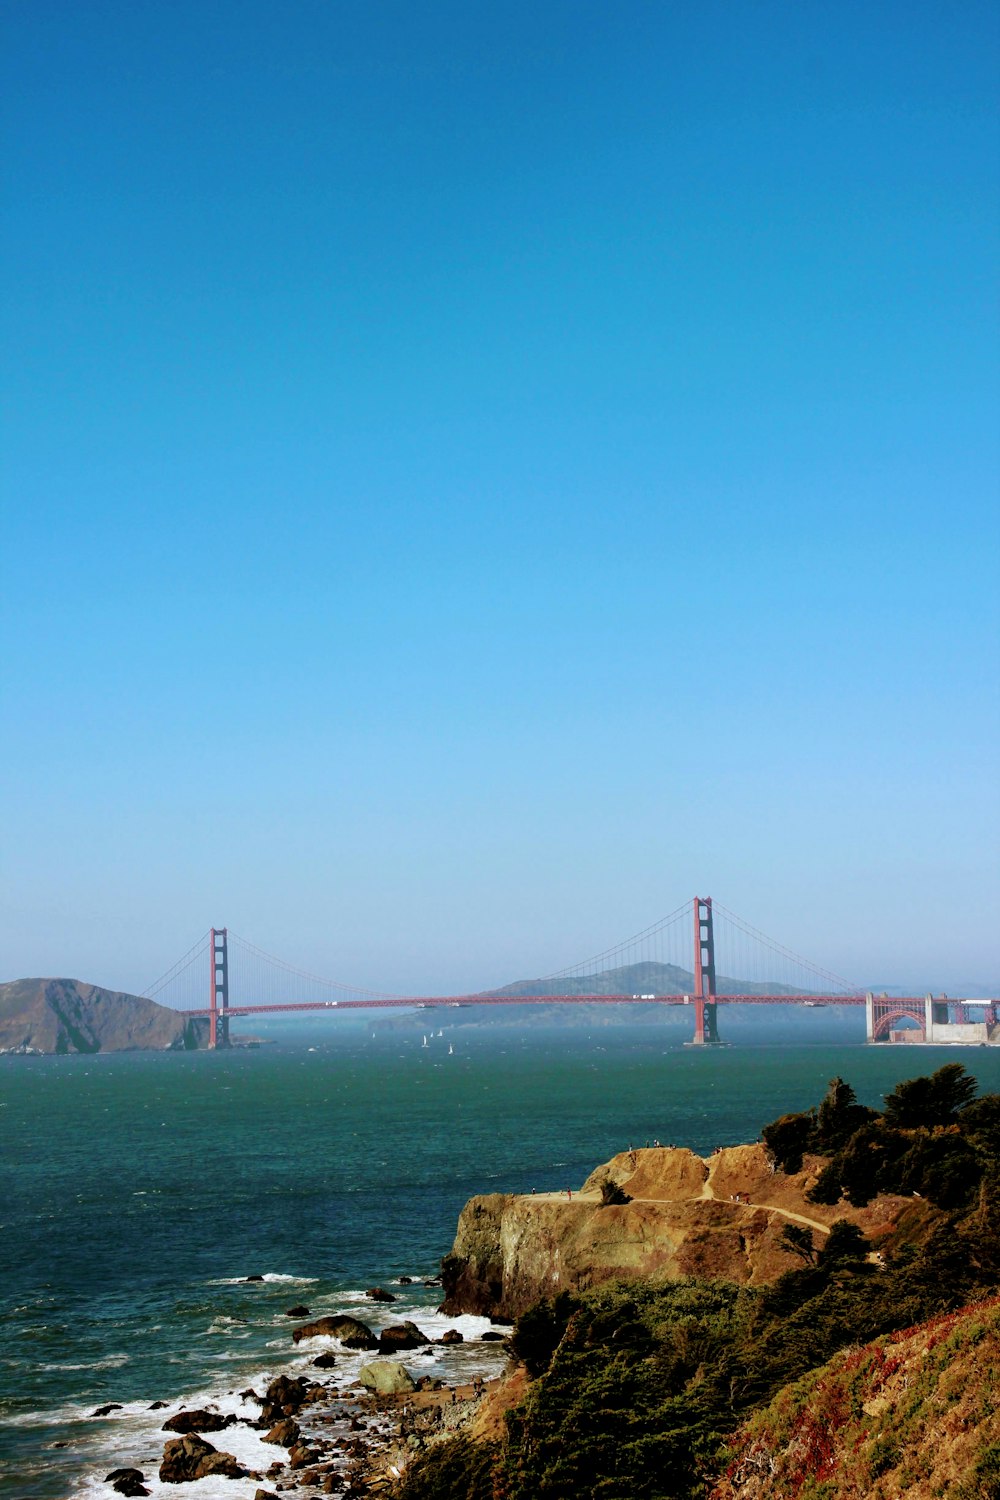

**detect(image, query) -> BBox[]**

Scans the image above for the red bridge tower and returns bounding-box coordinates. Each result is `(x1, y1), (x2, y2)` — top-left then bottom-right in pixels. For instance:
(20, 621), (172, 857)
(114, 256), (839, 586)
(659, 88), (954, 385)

(209, 927), (229, 1049)
(692, 897), (719, 1045)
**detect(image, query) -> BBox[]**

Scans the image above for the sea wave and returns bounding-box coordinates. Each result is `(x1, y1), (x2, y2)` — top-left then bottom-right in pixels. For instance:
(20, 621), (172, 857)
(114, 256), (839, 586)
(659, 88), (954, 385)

(37, 1354), (130, 1372)
(205, 1271), (319, 1286)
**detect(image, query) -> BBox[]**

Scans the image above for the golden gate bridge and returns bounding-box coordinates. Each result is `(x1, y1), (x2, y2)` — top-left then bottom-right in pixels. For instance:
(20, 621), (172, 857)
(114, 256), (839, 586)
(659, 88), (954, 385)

(143, 897), (998, 1049)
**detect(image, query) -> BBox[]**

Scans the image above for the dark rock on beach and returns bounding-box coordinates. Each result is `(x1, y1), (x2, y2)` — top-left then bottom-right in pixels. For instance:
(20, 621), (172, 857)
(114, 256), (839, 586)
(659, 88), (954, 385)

(162, 1408), (234, 1433)
(292, 1314), (377, 1348)
(398, 1275), (413, 1284)
(262, 1416), (300, 1446)
(106, 1472), (149, 1498)
(480, 1330), (504, 1341)
(92, 1403), (124, 1416)
(288, 1441), (323, 1468)
(245, 1273), (265, 1282)
(257, 1373), (310, 1426)
(438, 1328), (464, 1344)
(312, 1351), (338, 1368)
(365, 1286), (396, 1302)
(147, 1400), (168, 1410)
(378, 1320), (430, 1352)
(285, 1303), (310, 1316)
(159, 1433), (248, 1481)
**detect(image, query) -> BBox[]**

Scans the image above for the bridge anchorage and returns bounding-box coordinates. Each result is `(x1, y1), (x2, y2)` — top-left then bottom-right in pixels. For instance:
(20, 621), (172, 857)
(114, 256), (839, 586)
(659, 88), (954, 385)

(153, 897), (996, 1049)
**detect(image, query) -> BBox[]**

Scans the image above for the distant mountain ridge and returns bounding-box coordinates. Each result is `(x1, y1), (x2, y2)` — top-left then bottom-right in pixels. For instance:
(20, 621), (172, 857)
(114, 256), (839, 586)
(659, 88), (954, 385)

(0, 978), (206, 1054)
(492, 960), (808, 997)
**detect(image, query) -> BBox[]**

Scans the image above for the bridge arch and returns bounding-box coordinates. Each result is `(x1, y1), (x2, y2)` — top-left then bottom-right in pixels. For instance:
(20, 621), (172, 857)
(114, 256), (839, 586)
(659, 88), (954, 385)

(871, 1004), (925, 1042)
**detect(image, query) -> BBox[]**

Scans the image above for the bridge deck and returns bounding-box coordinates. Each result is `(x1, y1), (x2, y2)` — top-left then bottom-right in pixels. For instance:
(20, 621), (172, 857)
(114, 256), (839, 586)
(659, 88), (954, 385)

(179, 991), (874, 1017)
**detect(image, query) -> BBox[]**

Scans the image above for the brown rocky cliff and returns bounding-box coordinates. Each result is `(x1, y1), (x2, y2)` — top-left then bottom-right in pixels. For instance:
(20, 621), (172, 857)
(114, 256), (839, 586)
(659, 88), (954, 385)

(0, 978), (206, 1053)
(440, 1144), (910, 1320)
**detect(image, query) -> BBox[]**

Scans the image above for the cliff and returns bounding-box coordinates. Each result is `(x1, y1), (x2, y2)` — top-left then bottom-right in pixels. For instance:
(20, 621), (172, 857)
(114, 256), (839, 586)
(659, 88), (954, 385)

(710, 1297), (1000, 1499)
(0, 978), (206, 1053)
(440, 1143), (911, 1319)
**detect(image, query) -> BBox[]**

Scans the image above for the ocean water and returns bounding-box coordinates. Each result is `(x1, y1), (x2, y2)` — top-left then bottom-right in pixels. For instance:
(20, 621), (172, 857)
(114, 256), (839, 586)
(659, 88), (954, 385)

(3, 1013), (999, 1497)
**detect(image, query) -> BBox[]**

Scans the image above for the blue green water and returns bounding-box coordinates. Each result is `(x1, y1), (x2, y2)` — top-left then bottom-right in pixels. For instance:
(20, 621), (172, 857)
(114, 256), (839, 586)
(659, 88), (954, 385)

(3, 1015), (999, 1496)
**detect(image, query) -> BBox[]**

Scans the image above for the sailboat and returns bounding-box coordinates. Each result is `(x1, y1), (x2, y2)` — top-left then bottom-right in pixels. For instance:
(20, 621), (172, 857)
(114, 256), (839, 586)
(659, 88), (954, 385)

(422, 1035), (428, 1048)
(448, 1043), (454, 1055)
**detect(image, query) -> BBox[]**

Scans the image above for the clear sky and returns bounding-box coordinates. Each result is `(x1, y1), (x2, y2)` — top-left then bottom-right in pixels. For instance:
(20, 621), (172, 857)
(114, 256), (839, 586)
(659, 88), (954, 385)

(2, 1), (998, 996)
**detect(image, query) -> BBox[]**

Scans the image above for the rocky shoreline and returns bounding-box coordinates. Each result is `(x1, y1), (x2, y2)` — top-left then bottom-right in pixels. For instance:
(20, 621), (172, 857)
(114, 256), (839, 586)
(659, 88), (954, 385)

(87, 1287), (512, 1499)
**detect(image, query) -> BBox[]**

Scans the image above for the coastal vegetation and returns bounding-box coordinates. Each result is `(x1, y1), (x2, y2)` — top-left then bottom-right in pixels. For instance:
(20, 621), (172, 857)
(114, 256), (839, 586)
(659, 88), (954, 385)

(395, 1065), (1000, 1500)
(764, 1064), (998, 1211)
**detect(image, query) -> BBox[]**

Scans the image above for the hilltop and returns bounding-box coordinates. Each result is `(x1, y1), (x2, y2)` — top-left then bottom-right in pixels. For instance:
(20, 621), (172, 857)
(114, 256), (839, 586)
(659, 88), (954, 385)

(493, 960), (804, 998)
(0, 978), (206, 1054)
(380, 959), (827, 1034)
(439, 1141), (912, 1321)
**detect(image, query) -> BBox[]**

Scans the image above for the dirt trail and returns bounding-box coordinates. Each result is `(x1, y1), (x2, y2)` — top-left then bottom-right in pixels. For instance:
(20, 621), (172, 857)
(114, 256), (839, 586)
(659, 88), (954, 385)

(627, 1172), (833, 1236)
(627, 1191), (831, 1235)
(533, 1185), (831, 1236)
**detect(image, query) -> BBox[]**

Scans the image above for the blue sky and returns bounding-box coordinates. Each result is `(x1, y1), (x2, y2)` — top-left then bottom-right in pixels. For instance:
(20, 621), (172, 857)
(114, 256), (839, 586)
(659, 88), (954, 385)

(2, 2), (998, 995)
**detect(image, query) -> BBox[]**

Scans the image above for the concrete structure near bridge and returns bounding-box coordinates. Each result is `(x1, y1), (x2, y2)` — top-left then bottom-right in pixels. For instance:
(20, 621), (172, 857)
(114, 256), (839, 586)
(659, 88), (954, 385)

(866, 991), (999, 1045)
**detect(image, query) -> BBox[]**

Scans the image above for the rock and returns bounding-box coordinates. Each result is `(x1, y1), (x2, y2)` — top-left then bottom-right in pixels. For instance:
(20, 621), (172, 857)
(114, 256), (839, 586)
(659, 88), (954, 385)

(109, 1475), (149, 1499)
(197, 1451), (250, 1478)
(92, 1402), (124, 1416)
(357, 1360), (417, 1395)
(255, 1491), (280, 1500)
(147, 1400), (168, 1410)
(292, 1315), (377, 1349)
(159, 1434), (248, 1482)
(284, 1303), (310, 1317)
(480, 1330), (504, 1341)
(262, 1416), (300, 1446)
(312, 1352), (337, 1368)
(288, 1442), (322, 1468)
(397, 1275), (413, 1284)
(378, 1320), (430, 1352)
(162, 1408), (233, 1433)
(438, 1329), (464, 1344)
(265, 1374), (309, 1411)
(245, 1273), (265, 1282)
(365, 1286), (396, 1302)
(240, 1387), (263, 1402)
(105, 1471), (145, 1487)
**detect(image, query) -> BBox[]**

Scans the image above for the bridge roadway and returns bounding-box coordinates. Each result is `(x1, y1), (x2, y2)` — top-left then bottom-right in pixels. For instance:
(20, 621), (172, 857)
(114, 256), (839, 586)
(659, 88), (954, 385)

(181, 991), (869, 1017)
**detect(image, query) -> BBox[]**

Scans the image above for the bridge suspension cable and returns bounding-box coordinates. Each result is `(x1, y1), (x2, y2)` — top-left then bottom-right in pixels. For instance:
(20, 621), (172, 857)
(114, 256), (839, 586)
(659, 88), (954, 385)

(712, 902), (860, 994)
(226, 931), (400, 1004)
(537, 900), (694, 982)
(141, 931), (211, 1000)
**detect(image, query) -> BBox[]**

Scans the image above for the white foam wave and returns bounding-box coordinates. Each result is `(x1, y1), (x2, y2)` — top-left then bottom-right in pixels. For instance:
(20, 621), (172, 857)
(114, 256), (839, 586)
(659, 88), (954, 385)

(205, 1271), (318, 1286)
(38, 1354), (130, 1372)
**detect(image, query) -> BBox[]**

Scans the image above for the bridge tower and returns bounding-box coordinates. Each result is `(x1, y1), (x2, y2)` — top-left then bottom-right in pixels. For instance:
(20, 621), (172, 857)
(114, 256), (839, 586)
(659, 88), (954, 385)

(209, 927), (229, 1049)
(692, 897), (719, 1045)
